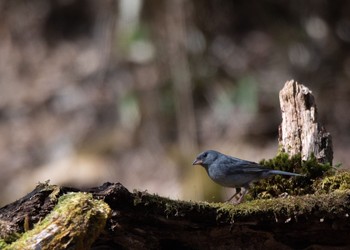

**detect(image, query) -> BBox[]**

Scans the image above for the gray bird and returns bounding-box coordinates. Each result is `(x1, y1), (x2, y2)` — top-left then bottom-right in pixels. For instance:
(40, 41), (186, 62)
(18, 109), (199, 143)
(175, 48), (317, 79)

(192, 150), (303, 204)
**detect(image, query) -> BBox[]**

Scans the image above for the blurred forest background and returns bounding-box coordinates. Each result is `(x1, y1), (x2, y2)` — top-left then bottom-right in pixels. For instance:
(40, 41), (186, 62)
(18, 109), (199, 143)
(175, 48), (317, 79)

(1, 0), (350, 205)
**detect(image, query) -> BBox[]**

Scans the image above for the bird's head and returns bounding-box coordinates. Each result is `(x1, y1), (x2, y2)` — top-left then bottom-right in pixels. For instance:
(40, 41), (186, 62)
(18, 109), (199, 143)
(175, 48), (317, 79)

(192, 150), (219, 168)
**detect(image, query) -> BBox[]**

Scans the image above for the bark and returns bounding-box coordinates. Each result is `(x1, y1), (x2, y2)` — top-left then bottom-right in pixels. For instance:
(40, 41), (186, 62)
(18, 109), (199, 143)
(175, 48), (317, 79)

(1, 182), (350, 249)
(279, 80), (333, 164)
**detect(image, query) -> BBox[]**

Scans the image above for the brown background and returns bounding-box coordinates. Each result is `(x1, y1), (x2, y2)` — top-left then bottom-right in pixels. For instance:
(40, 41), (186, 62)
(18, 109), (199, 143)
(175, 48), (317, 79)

(0, 0), (349, 205)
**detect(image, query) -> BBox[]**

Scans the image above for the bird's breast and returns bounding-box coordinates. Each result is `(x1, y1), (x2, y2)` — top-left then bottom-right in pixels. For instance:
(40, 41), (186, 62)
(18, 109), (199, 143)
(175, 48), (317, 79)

(208, 166), (256, 188)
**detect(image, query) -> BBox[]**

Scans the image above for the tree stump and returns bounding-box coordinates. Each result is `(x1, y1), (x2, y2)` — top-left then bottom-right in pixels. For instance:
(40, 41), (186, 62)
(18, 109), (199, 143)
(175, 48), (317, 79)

(278, 80), (333, 164)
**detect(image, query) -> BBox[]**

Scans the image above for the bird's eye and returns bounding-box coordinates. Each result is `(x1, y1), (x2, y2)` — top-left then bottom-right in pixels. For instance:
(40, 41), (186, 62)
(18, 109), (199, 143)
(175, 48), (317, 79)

(202, 152), (208, 158)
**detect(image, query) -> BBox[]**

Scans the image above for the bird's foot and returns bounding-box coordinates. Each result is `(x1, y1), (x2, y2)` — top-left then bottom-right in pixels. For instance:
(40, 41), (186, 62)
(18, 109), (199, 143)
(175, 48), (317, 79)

(278, 192), (289, 198)
(226, 194), (244, 205)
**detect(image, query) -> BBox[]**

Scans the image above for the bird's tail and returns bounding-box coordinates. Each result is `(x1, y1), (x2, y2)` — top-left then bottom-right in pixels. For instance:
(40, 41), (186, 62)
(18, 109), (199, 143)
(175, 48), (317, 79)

(269, 170), (304, 177)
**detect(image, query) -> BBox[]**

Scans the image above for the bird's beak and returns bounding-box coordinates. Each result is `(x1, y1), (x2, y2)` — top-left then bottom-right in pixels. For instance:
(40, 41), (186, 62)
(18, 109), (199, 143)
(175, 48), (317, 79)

(192, 159), (202, 165)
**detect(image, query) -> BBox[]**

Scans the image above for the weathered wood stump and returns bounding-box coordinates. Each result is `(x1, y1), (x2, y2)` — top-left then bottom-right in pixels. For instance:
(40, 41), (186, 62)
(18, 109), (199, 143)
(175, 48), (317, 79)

(279, 80), (333, 164)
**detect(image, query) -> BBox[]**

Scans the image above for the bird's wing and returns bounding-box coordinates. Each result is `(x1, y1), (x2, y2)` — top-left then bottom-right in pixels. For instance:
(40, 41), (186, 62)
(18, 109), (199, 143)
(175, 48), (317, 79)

(223, 158), (268, 175)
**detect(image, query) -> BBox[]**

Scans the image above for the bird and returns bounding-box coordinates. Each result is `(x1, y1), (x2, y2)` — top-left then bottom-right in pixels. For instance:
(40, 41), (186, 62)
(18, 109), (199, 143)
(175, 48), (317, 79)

(192, 150), (303, 204)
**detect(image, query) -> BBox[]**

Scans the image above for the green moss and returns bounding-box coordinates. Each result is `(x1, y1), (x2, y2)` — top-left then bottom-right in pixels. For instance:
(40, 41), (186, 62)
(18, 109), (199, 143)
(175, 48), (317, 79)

(208, 190), (350, 224)
(300, 153), (334, 178)
(133, 190), (199, 218)
(247, 152), (338, 200)
(259, 152), (333, 177)
(0, 239), (8, 249)
(313, 171), (350, 193)
(5, 193), (111, 250)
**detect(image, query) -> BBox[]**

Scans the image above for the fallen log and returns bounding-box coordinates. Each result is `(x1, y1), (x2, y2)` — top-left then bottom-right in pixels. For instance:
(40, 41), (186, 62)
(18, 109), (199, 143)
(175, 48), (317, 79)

(1, 182), (350, 249)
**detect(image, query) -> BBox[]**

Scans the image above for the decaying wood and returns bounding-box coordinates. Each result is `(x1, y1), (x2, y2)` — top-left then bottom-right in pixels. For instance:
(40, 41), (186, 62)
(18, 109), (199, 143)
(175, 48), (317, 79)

(279, 80), (333, 164)
(1, 182), (350, 249)
(5, 192), (110, 250)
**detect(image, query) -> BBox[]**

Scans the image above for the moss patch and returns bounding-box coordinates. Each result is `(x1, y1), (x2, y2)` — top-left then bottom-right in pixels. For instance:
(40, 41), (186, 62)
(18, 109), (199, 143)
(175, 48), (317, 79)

(131, 186), (350, 227)
(5, 192), (111, 250)
(248, 152), (337, 200)
(313, 171), (350, 193)
(210, 190), (350, 224)
(133, 190), (206, 218)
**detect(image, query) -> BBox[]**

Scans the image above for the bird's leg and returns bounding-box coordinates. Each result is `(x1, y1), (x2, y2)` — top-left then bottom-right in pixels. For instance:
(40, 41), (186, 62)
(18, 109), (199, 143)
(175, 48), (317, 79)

(226, 187), (241, 202)
(236, 187), (249, 204)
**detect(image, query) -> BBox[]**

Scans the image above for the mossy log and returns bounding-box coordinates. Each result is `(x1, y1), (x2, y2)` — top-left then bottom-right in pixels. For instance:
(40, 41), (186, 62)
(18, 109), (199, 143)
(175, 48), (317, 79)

(1, 182), (350, 249)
